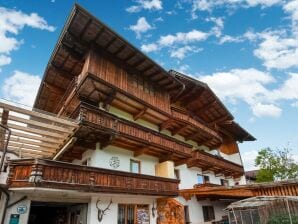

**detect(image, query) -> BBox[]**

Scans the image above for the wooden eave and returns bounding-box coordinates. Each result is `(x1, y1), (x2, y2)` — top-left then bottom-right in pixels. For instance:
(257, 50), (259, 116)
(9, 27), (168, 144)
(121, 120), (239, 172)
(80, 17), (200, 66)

(169, 70), (256, 142)
(34, 4), (183, 113)
(184, 150), (244, 178)
(179, 180), (298, 200)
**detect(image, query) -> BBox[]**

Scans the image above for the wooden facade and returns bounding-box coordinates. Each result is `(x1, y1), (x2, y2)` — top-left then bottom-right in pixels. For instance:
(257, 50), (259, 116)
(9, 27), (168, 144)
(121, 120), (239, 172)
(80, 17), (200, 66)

(4, 4), (255, 200)
(8, 159), (179, 196)
(185, 150), (244, 178)
(179, 180), (298, 200)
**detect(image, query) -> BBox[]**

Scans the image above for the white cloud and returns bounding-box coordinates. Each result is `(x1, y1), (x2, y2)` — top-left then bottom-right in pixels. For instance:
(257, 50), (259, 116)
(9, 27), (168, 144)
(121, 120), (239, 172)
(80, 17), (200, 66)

(190, 0), (282, 15)
(0, 7), (55, 69)
(170, 46), (202, 59)
(0, 55), (11, 67)
(140, 29), (208, 58)
(129, 17), (153, 38)
(126, 0), (162, 13)
(198, 68), (283, 118)
(252, 103), (282, 117)
(253, 32), (298, 69)
(141, 43), (159, 53)
(219, 35), (244, 44)
(283, 0), (298, 34)
(208, 17), (224, 37)
(1, 70), (41, 106)
(158, 29), (209, 46)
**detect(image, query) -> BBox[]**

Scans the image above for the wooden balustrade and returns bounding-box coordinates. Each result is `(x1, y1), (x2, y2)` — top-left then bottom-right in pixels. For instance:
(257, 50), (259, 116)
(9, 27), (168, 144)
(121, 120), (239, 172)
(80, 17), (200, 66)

(77, 103), (193, 160)
(7, 159), (180, 196)
(187, 150), (244, 178)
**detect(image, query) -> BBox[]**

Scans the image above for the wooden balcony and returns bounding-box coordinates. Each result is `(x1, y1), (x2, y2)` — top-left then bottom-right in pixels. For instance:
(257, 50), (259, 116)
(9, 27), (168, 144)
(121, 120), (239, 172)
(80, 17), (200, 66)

(185, 150), (244, 178)
(7, 159), (180, 196)
(61, 103), (193, 162)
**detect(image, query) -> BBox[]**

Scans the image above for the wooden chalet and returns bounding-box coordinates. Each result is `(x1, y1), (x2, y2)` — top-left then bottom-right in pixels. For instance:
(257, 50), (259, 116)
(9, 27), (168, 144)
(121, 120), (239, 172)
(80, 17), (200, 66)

(4, 4), (292, 224)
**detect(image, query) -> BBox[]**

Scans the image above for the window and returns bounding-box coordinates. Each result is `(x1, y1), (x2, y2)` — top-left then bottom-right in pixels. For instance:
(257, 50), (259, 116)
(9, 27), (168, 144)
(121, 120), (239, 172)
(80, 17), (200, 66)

(197, 175), (210, 184)
(130, 159), (140, 173)
(118, 204), (149, 224)
(220, 179), (229, 186)
(202, 206), (215, 222)
(174, 169), (180, 180)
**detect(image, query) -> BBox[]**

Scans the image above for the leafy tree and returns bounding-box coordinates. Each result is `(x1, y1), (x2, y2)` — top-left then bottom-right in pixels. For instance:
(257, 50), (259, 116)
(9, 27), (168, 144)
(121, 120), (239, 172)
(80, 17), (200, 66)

(255, 148), (298, 182)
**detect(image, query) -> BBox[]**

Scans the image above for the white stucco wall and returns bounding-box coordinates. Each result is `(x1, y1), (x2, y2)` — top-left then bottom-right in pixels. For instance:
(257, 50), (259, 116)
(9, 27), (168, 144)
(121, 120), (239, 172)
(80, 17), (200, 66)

(176, 196), (229, 224)
(88, 195), (157, 224)
(2, 193), (31, 224)
(74, 145), (159, 176)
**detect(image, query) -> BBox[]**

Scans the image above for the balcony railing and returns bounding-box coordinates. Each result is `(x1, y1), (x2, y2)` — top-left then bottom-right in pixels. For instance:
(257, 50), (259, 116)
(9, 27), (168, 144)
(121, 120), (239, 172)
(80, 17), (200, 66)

(75, 103), (193, 160)
(7, 159), (180, 196)
(187, 150), (244, 178)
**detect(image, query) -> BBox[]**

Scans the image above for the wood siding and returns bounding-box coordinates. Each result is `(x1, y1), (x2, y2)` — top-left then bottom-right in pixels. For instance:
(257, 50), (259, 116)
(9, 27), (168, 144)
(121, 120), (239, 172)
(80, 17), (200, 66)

(8, 159), (180, 196)
(79, 103), (193, 158)
(79, 50), (171, 114)
(187, 150), (244, 178)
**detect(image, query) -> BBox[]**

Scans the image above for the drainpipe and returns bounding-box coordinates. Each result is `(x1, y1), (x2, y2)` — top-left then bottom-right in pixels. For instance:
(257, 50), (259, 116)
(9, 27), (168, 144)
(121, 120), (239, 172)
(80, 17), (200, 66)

(0, 124), (11, 173)
(0, 185), (9, 224)
(0, 124), (11, 224)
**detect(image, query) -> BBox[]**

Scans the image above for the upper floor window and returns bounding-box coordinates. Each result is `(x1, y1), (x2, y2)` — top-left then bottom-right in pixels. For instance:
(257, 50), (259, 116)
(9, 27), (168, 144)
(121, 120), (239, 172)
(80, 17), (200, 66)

(197, 175), (210, 184)
(130, 159), (141, 173)
(220, 179), (229, 186)
(174, 169), (180, 180)
(202, 206), (215, 222)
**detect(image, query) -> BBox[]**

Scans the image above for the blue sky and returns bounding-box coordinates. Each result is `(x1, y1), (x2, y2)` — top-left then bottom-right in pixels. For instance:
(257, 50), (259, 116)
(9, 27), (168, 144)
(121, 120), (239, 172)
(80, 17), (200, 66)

(0, 0), (298, 170)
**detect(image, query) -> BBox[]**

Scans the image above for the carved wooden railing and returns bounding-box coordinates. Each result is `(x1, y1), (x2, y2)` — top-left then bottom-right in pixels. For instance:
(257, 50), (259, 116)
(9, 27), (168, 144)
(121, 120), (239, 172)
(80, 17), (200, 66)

(7, 159), (180, 196)
(188, 150), (244, 178)
(75, 103), (193, 158)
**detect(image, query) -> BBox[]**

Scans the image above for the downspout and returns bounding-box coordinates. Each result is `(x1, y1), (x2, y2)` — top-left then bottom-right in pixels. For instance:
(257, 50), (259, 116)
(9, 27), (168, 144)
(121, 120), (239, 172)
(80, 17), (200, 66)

(0, 185), (9, 224)
(0, 124), (11, 173)
(0, 124), (11, 224)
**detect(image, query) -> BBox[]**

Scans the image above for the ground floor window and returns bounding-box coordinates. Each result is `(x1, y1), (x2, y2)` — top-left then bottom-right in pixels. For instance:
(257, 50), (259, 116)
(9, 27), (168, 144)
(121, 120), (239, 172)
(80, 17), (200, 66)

(202, 206), (215, 222)
(118, 204), (150, 224)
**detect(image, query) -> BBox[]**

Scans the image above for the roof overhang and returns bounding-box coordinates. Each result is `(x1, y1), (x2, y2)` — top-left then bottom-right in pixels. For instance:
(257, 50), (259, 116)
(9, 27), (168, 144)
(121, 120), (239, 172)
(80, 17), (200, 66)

(34, 4), (183, 113)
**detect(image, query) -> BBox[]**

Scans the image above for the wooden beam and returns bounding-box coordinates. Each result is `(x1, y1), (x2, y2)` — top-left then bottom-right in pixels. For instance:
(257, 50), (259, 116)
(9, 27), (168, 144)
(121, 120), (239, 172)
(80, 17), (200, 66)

(140, 64), (154, 73)
(10, 131), (64, 145)
(131, 58), (146, 68)
(43, 82), (65, 95)
(209, 114), (231, 126)
(133, 107), (147, 121)
(172, 124), (189, 136)
(1, 113), (73, 133)
(123, 52), (136, 62)
(8, 136), (60, 149)
(7, 123), (67, 139)
(195, 100), (217, 115)
(7, 146), (53, 157)
(8, 142), (56, 154)
(159, 153), (174, 163)
(113, 45), (126, 56)
(185, 131), (200, 141)
(99, 135), (115, 149)
(0, 102), (77, 128)
(134, 146), (150, 157)
(104, 37), (117, 50)
(159, 119), (174, 131)
(102, 90), (117, 111)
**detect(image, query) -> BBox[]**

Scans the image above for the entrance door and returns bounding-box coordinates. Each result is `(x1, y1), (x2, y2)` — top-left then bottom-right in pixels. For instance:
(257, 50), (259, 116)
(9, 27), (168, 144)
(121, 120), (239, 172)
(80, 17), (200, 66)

(28, 202), (87, 224)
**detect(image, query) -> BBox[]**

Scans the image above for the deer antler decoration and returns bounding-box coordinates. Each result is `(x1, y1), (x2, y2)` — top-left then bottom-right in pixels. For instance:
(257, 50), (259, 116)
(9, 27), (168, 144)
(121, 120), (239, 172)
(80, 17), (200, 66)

(96, 199), (113, 222)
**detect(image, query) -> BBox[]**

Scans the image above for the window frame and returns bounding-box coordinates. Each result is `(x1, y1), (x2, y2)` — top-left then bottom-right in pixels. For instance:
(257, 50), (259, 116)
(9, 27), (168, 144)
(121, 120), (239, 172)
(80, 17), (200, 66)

(130, 159), (141, 174)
